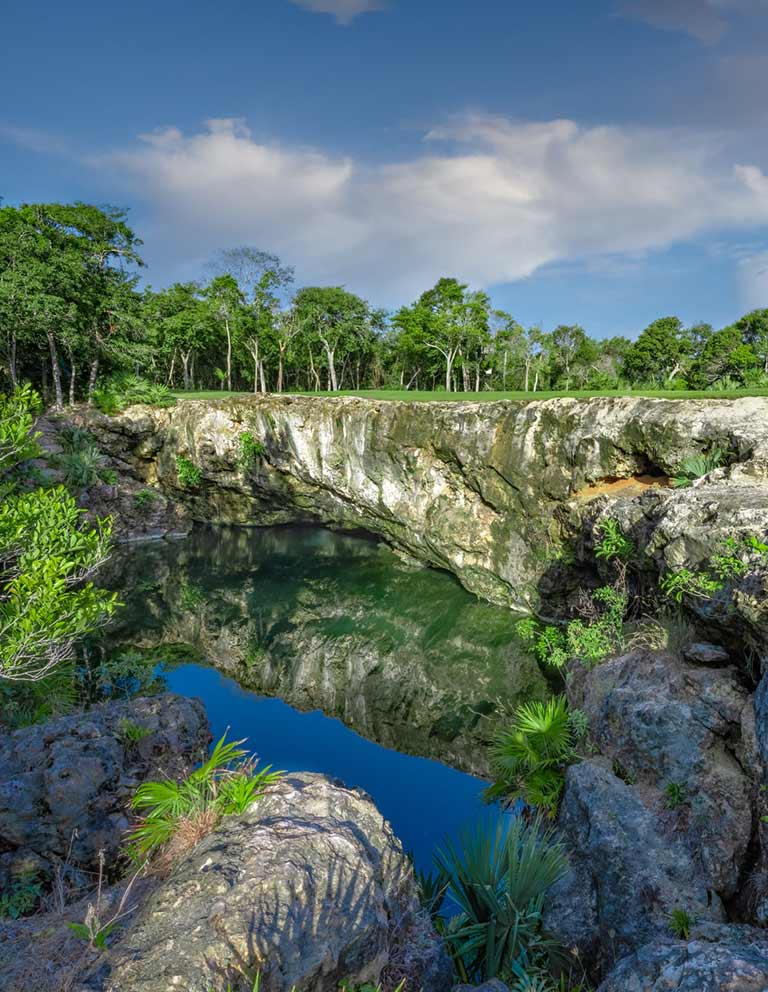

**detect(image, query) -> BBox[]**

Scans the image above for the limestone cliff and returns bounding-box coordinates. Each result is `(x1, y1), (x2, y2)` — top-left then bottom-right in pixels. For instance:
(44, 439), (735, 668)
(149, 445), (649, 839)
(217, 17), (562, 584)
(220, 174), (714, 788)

(84, 395), (768, 624)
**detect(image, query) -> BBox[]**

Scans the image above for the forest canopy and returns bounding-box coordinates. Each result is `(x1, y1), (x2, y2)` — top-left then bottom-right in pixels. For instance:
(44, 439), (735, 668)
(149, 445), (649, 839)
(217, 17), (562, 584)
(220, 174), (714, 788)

(2, 201), (767, 403)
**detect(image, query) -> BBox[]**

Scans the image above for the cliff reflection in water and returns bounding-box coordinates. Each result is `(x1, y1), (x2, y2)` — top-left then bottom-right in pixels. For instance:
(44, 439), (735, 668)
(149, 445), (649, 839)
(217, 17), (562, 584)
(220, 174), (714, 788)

(107, 525), (546, 776)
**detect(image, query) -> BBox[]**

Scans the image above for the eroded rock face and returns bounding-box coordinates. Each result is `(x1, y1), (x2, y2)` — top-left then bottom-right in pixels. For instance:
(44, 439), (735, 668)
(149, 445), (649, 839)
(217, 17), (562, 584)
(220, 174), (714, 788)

(597, 923), (768, 992)
(544, 760), (725, 971)
(566, 649), (759, 898)
(78, 396), (768, 617)
(0, 694), (209, 870)
(77, 773), (452, 992)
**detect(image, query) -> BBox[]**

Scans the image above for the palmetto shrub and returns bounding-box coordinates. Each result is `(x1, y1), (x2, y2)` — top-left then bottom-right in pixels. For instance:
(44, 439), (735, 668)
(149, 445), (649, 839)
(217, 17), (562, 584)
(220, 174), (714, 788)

(485, 697), (575, 815)
(126, 733), (282, 867)
(432, 814), (568, 984)
(672, 448), (726, 488)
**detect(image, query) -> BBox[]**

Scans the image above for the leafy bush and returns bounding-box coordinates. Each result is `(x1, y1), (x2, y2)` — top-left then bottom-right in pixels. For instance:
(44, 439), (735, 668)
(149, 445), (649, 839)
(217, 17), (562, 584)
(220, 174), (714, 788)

(58, 425), (95, 454)
(94, 374), (176, 415)
(134, 488), (158, 514)
(661, 533), (768, 603)
(672, 448), (727, 488)
(126, 733), (282, 862)
(431, 815), (568, 984)
(485, 696), (574, 814)
(0, 870), (42, 919)
(59, 444), (105, 490)
(119, 718), (152, 744)
(175, 455), (202, 489)
(238, 431), (266, 470)
(594, 518), (634, 562)
(665, 781), (687, 809)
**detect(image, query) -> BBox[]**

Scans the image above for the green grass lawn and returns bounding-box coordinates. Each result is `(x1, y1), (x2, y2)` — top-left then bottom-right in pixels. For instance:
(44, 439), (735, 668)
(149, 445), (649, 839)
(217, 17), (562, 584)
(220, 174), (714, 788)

(173, 387), (768, 402)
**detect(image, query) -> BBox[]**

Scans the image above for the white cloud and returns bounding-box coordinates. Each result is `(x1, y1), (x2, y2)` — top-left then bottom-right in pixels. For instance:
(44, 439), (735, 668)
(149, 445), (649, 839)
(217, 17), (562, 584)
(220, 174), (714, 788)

(619, 0), (768, 43)
(739, 250), (768, 308)
(101, 115), (768, 301)
(288, 0), (385, 25)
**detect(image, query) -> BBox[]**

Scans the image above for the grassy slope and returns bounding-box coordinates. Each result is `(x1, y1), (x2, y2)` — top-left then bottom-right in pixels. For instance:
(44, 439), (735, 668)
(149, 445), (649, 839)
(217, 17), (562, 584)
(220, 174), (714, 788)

(173, 388), (768, 402)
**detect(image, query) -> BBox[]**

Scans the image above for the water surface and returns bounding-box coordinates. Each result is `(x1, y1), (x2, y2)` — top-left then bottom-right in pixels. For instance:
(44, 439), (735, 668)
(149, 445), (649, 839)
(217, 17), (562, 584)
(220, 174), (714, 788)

(107, 525), (542, 869)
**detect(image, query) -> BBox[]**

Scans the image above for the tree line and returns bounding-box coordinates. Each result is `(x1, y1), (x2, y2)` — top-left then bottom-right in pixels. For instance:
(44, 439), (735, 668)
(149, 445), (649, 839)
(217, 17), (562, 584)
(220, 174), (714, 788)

(2, 201), (767, 404)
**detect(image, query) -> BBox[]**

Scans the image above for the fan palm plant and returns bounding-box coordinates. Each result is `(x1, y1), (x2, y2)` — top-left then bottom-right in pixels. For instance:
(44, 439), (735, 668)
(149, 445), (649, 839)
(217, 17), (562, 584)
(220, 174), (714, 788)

(485, 697), (573, 814)
(672, 448), (726, 488)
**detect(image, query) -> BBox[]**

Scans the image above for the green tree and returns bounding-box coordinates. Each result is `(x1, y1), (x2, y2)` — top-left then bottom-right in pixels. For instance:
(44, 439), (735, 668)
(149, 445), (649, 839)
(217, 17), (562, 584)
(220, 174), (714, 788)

(735, 309), (768, 375)
(622, 316), (689, 386)
(293, 286), (375, 391)
(0, 387), (117, 681)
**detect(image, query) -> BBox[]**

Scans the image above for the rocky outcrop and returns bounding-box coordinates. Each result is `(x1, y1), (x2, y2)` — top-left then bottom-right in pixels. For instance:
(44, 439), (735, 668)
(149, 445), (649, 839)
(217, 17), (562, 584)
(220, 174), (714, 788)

(77, 773), (452, 992)
(0, 694), (209, 871)
(544, 760), (725, 971)
(566, 649), (759, 898)
(76, 396), (768, 620)
(597, 923), (768, 992)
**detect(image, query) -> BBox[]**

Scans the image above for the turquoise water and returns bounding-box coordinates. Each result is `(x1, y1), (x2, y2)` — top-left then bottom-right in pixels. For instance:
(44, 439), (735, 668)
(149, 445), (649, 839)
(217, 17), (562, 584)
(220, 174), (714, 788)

(109, 525), (541, 871)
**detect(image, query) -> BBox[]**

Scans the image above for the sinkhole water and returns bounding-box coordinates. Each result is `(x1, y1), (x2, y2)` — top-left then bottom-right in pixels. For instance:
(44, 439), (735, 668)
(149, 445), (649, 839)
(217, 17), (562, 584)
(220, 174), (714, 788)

(106, 524), (545, 871)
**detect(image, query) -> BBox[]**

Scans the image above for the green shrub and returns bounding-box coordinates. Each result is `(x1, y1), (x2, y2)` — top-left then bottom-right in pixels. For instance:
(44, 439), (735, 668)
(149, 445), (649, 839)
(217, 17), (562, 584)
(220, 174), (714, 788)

(432, 815), (568, 984)
(134, 489), (158, 514)
(59, 444), (105, 490)
(175, 455), (202, 489)
(126, 733), (282, 861)
(669, 907), (693, 939)
(238, 431), (266, 470)
(119, 718), (152, 744)
(485, 696), (574, 814)
(672, 448), (727, 488)
(665, 781), (688, 809)
(594, 518), (634, 562)
(58, 425), (95, 454)
(0, 870), (42, 919)
(94, 375), (176, 415)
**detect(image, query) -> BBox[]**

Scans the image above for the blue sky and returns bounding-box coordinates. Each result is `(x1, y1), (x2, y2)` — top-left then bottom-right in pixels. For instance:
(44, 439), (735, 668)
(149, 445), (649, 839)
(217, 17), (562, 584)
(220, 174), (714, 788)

(2, 0), (768, 337)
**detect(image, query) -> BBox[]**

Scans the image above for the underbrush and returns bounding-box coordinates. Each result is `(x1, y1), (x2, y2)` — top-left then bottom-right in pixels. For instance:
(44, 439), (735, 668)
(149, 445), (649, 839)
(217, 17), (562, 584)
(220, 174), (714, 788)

(93, 375), (176, 415)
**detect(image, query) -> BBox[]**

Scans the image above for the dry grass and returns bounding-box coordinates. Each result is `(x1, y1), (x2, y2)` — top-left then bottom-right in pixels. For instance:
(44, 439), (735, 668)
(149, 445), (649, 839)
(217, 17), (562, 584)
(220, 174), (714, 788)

(151, 807), (220, 876)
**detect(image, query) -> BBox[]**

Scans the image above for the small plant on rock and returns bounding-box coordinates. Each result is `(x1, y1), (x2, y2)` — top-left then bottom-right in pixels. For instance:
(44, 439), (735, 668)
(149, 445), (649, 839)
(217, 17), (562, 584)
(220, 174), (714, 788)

(238, 431), (266, 470)
(665, 781), (688, 809)
(669, 907), (693, 939)
(672, 448), (727, 488)
(0, 870), (42, 919)
(594, 518), (634, 562)
(126, 733), (282, 864)
(134, 488), (158, 514)
(119, 718), (152, 745)
(175, 455), (202, 489)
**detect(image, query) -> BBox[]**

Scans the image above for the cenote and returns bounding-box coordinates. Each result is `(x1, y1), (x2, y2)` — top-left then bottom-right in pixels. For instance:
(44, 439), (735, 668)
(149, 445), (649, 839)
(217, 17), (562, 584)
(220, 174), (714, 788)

(106, 524), (545, 871)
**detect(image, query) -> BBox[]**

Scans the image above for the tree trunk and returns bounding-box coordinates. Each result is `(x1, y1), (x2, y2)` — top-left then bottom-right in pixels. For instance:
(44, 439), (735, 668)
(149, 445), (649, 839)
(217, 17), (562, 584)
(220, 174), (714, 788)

(309, 349), (321, 391)
(181, 351), (191, 391)
(503, 351), (508, 390)
(524, 360), (530, 392)
(47, 331), (63, 409)
(8, 335), (17, 389)
(225, 318), (232, 392)
(277, 349), (284, 393)
(259, 360), (267, 393)
(445, 354), (453, 393)
(67, 346), (76, 405)
(87, 357), (99, 402)
(474, 366), (480, 392)
(462, 362), (470, 392)
(324, 346), (338, 391)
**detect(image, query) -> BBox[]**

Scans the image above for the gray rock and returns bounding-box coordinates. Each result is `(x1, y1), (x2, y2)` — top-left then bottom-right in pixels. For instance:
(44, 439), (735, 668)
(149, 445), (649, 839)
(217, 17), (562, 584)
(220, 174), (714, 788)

(543, 760), (724, 969)
(567, 649), (758, 897)
(77, 772), (452, 992)
(683, 642), (730, 666)
(597, 923), (768, 992)
(0, 694), (209, 869)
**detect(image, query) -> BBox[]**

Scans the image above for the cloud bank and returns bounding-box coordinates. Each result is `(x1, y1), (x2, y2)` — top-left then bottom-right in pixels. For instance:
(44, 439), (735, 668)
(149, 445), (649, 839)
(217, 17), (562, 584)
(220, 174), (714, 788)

(104, 115), (768, 301)
(288, 0), (385, 25)
(620, 0), (768, 43)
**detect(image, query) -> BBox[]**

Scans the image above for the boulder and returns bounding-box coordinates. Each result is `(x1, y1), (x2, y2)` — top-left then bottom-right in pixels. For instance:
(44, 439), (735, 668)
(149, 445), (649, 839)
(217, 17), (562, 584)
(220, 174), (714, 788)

(683, 642), (730, 666)
(544, 760), (724, 970)
(76, 772), (452, 992)
(597, 923), (768, 992)
(566, 649), (758, 898)
(0, 694), (209, 870)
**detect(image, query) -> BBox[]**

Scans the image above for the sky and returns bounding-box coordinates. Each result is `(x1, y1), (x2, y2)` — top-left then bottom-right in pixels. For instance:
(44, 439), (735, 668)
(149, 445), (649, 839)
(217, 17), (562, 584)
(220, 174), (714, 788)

(2, 0), (768, 337)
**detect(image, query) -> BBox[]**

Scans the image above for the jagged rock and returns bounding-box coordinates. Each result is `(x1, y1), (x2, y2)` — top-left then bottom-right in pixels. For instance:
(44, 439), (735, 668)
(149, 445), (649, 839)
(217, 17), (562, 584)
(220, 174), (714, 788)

(76, 773), (452, 992)
(683, 642), (730, 666)
(77, 396), (768, 618)
(597, 922), (768, 991)
(0, 694), (209, 870)
(566, 649), (758, 897)
(543, 760), (724, 969)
